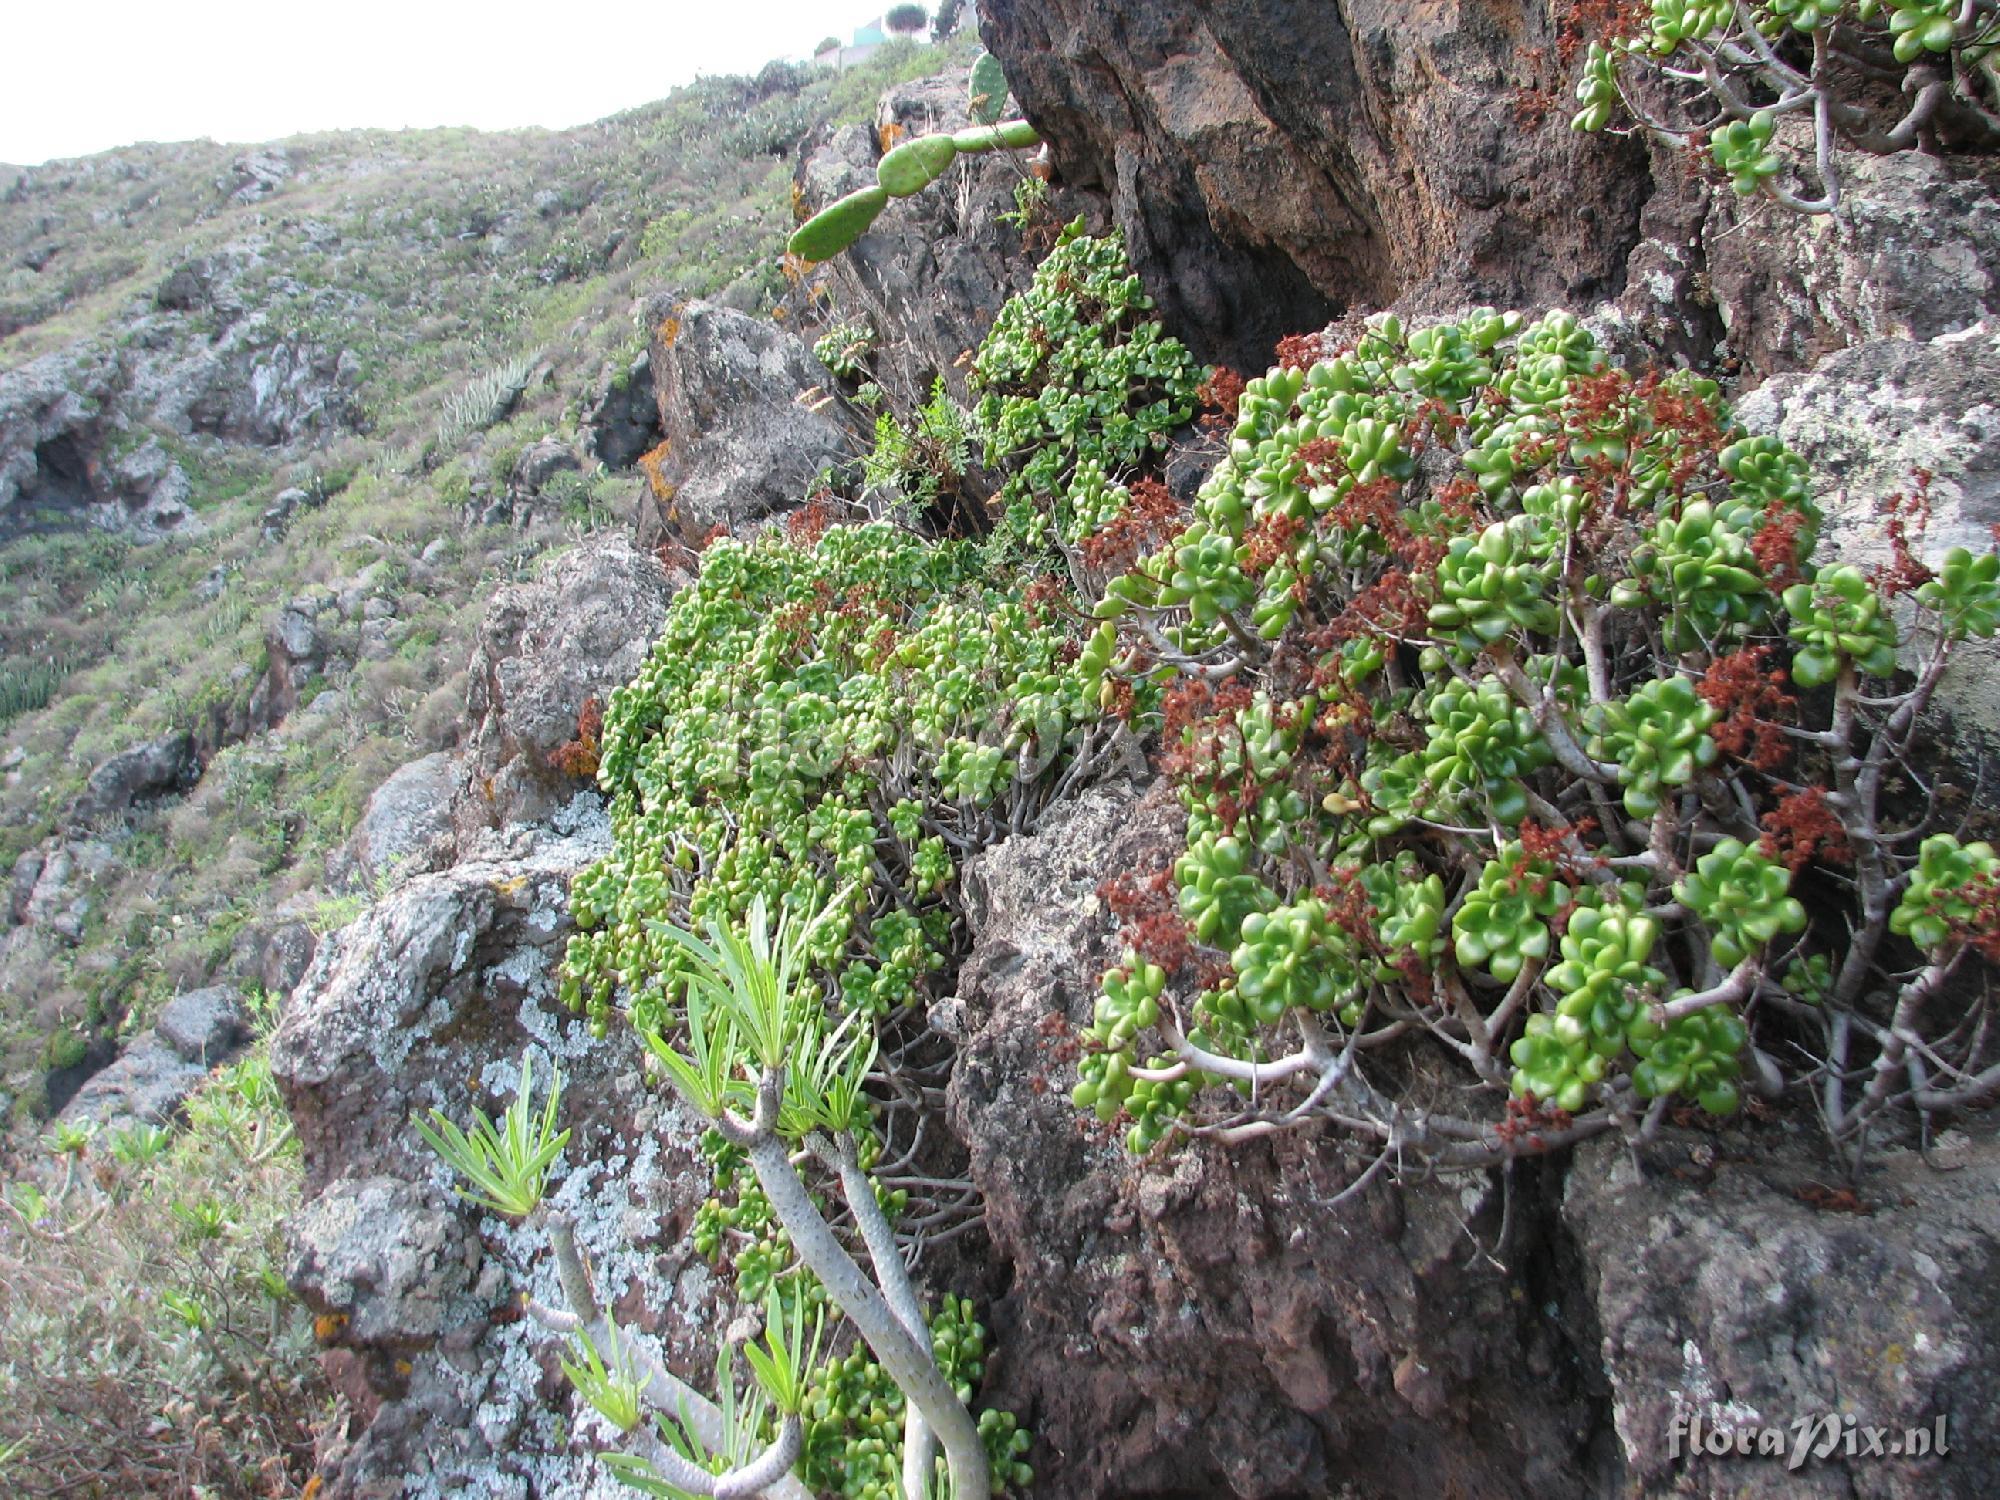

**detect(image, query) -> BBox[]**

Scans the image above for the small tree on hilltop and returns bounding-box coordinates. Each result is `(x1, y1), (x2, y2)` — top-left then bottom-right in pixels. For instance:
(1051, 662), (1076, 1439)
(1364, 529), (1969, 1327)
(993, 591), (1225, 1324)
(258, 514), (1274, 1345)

(885, 4), (929, 38)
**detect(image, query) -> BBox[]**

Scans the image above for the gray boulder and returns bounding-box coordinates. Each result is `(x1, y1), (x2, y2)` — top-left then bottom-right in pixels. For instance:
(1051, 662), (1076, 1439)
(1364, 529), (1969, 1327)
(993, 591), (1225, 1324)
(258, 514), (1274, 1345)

(1735, 323), (2000, 731)
(456, 534), (674, 834)
(55, 985), (253, 1134)
(57, 1035), (208, 1136)
(509, 436), (581, 498)
(259, 920), (318, 1000)
(1707, 150), (2000, 379)
(271, 804), (718, 1497)
(0, 341), (120, 537)
(638, 298), (860, 545)
(352, 750), (459, 887)
(154, 985), (252, 1065)
(1566, 1130), (2000, 1496)
(67, 733), (198, 827)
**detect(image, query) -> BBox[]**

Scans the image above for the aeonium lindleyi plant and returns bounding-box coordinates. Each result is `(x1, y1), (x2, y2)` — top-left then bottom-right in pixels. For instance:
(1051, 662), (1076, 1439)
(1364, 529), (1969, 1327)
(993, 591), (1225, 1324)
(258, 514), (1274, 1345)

(1073, 307), (2000, 1170)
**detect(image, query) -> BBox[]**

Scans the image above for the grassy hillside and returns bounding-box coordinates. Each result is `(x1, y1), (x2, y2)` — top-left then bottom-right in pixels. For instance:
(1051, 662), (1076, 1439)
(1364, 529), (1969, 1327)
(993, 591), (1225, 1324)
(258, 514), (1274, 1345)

(0, 37), (969, 1118)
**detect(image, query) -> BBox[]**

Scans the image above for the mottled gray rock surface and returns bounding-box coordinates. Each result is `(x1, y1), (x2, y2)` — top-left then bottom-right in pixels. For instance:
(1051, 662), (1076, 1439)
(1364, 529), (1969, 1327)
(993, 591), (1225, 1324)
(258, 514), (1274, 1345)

(456, 535), (675, 835)
(1735, 323), (2000, 730)
(1566, 1131), (2000, 1497)
(154, 984), (252, 1064)
(637, 298), (859, 545)
(67, 733), (199, 828)
(272, 801), (718, 1500)
(353, 750), (459, 887)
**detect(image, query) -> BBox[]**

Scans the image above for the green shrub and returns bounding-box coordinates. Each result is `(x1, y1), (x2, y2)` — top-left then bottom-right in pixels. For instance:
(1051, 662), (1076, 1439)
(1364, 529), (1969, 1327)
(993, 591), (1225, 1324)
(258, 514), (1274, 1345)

(561, 228), (1196, 1494)
(0, 1023), (322, 1493)
(1076, 307), (1998, 1167)
(1570, 1), (2000, 212)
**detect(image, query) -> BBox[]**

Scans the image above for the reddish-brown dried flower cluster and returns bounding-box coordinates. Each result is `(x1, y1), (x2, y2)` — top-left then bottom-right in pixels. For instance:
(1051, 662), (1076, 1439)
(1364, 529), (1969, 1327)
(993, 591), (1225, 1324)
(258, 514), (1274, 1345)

(1515, 816), (1603, 887)
(1760, 786), (1852, 874)
(1274, 331), (1327, 371)
(1328, 567), (1429, 640)
(1870, 473), (1937, 599)
(1098, 866), (1197, 976)
(1079, 477), (1182, 575)
(1242, 511), (1307, 580)
(1700, 645), (1795, 771)
(785, 495), (838, 546)
(1494, 1090), (1575, 1148)
(548, 697), (604, 780)
(1022, 573), (1070, 627)
(1196, 366), (1247, 422)
(1751, 498), (1809, 589)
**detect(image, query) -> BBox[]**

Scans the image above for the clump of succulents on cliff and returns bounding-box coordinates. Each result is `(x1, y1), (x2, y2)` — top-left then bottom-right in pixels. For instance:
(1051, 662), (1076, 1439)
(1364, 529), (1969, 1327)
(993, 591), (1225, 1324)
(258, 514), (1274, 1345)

(517, 210), (2000, 1495)
(1571, 0), (2000, 212)
(1072, 306), (2000, 1168)
(515, 226), (1197, 1496)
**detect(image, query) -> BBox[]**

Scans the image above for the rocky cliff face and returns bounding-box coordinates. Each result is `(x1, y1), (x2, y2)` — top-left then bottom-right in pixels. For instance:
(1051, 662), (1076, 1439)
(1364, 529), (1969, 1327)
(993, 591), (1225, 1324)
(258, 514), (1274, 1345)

(24, 8), (1983, 1499)
(978, 0), (1650, 371)
(956, 782), (2000, 1496)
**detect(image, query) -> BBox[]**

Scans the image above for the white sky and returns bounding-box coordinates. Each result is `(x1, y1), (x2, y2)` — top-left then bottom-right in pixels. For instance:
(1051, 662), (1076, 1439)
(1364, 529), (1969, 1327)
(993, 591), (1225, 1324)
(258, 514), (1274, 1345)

(2, 1), (903, 166)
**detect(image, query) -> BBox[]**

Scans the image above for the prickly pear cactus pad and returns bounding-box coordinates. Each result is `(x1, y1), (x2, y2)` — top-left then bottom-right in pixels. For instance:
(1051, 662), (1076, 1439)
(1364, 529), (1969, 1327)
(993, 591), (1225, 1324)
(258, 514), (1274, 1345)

(788, 50), (1041, 263)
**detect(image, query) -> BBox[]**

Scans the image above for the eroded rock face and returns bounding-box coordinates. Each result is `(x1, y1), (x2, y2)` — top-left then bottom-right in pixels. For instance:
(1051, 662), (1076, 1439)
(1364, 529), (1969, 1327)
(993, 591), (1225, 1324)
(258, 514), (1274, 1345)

(637, 298), (859, 544)
(1565, 1132), (2000, 1497)
(583, 350), (662, 471)
(948, 784), (1606, 1498)
(980, 0), (1649, 371)
(272, 804), (719, 1499)
(1708, 151), (2000, 379)
(456, 535), (675, 835)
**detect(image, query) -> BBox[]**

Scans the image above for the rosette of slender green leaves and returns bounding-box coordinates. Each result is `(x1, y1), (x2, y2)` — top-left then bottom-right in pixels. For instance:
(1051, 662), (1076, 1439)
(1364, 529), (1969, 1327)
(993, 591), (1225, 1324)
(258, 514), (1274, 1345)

(413, 1052), (569, 1219)
(561, 1314), (646, 1433)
